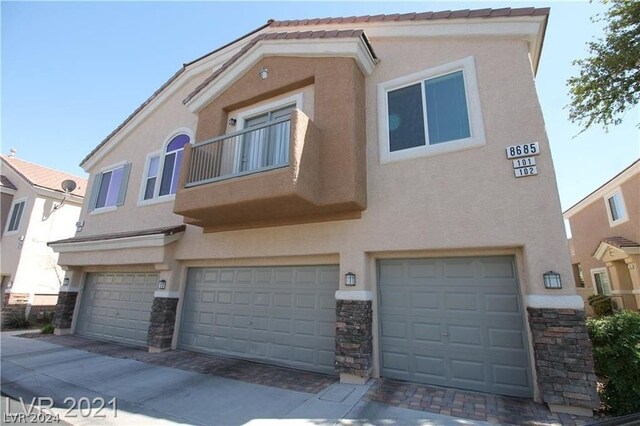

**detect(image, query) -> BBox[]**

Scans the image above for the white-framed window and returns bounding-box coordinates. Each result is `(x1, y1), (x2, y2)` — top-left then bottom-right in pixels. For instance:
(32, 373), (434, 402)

(140, 129), (192, 203)
(604, 188), (628, 227)
(4, 198), (27, 235)
(591, 268), (611, 296)
(377, 56), (485, 164)
(87, 162), (131, 212)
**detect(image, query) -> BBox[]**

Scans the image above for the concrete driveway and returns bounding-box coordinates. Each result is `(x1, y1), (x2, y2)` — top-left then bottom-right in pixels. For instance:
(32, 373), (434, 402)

(1, 332), (483, 425)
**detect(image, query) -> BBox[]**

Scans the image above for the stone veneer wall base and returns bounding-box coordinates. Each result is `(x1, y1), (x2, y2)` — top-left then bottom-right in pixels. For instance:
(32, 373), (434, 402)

(335, 300), (372, 379)
(527, 307), (599, 414)
(1, 293), (29, 326)
(147, 297), (179, 351)
(53, 291), (78, 331)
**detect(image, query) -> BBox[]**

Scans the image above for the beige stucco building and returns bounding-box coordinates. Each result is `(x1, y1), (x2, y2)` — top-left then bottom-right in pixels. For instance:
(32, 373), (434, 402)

(49, 8), (599, 416)
(1, 154), (86, 324)
(564, 159), (640, 313)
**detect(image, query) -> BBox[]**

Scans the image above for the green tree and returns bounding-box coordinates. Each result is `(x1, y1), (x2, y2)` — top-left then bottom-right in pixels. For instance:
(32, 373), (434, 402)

(567, 0), (640, 133)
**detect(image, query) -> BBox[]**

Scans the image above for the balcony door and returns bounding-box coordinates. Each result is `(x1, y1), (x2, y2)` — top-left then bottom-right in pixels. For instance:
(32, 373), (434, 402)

(240, 104), (293, 172)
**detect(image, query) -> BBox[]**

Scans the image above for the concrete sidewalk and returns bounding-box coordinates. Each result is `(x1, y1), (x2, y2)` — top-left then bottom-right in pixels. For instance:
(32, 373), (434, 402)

(1, 333), (483, 425)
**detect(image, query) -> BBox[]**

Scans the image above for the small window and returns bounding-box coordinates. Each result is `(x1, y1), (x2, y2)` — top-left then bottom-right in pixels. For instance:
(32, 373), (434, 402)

(592, 269), (611, 296)
(143, 155), (160, 200)
(5, 199), (26, 234)
(88, 164), (131, 211)
(572, 264), (585, 288)
(159, 134), (190, 196)
(379, 56), (485, 163)
(141, 132), (191, 201)
(605, 190), (627, 225)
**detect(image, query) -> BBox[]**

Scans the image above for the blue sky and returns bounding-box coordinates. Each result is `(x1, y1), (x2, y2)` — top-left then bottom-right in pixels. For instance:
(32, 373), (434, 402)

(2, 1), (638, 212)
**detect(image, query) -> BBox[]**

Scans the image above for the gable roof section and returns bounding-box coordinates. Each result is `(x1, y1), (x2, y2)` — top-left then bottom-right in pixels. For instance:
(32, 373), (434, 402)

(1, 155), (88, 197)
(79, 21), (272, 168)
(0, 175), (17, 191)
(564, 158), (640, 217)
(269, 7), (549, 27)
(184, 29), (376, 107)
(80, 6), (549, 169)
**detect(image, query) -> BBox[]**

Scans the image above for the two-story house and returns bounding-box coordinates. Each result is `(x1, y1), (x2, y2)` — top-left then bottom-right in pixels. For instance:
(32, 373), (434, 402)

(564, 159), (640, 313)
(48, 8), (599, 416)
(1, 153), (86, 324)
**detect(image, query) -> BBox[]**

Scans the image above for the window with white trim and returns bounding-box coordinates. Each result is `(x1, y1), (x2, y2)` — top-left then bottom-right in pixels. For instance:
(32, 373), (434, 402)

(378, 56), (485, 163)
(141, 132), (191, 201)
(592, 268), (611, 296)
(604, 189), (628, 226)
(5, 199), (26, 234)
(88, 163), (131, 211)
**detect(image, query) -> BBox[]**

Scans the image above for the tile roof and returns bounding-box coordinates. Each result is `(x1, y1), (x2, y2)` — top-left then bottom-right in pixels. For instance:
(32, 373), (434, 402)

(0, 155), (88, 197)
(184, 29), (374, 105)
(0, 175), (17, 191)
(48, 224), (186, 245)
(603, 237), (640, 249)
(78, 22), (273, 168)
(563, 158), (640, 214)
(81, 6), (549, 168)
(269, 7), (550, 27)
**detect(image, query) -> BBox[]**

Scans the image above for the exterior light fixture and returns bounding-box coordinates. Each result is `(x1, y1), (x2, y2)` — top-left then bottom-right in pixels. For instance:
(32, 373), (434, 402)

(158, 279), (167, 290)
(258, 67), (268, 79)
(345, 272), (356, 287)
(543, 271), (562, 289)
(63, 278), (70, 286)
(228, 118), (237, 126)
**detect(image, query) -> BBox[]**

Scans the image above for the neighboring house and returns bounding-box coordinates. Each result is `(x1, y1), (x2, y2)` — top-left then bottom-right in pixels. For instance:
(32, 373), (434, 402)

(1, 154), (87, 324)
(48, 8), (599, 415)
(564, 159), (640, 314)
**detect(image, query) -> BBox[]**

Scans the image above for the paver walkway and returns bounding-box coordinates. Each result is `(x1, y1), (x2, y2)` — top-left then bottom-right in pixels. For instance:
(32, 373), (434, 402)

(14, 333), (599, 425)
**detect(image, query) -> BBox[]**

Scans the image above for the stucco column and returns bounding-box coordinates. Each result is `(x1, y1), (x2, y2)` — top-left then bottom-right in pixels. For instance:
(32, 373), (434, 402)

(606, 261), (637, 310)
(147, 266), (180, 353)
(53, 270), (82, 335)
(624, 257), (640, 308)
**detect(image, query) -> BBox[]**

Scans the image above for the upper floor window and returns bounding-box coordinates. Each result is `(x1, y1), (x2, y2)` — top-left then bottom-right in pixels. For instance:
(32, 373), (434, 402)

(5, 199), (26, 234)
(142, 132), (191, 202)
(88, 163), (131, 212)
(604, 188), (628, 226)
(378, 56), (485, 163)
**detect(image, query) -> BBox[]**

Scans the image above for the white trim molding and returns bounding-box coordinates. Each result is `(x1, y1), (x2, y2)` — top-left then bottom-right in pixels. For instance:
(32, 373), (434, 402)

(50, 232), (183, 254)
(186, 38), (377, 113)
(335, 290), (373, 301)
(154, 290), (181, 299)
(526, 295), (585, 310)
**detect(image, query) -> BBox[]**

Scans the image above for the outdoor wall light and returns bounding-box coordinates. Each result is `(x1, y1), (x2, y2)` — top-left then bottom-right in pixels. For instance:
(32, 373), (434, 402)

(543, 271), (562, 289)
(63, 278), (70, 286)
(258, 67), (269, 80)
(345, 272), (356, 287)
(228, 118), (237, 126)
(158, 279), (167, 290)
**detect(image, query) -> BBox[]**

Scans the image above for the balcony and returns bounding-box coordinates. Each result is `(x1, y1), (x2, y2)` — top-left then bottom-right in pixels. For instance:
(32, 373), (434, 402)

(174, 109), (366, 232)
(186, 117), (293, 187)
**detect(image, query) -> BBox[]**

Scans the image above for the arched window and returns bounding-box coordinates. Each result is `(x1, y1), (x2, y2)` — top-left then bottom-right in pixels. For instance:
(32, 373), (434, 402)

(142, 132), (191, 200)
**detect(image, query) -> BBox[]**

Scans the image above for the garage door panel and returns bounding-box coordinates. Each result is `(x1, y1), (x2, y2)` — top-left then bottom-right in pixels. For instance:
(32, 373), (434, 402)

(379, 257), (532, 397)
(179, 265), (337, 374)
(76, 272), (157, 347)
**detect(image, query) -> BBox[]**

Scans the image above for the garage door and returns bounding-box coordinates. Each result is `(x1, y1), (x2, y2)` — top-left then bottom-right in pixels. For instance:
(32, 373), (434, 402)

(379, 257), (532, 397)
(179, 266), (337, 374)
(76, 272), (157, 347)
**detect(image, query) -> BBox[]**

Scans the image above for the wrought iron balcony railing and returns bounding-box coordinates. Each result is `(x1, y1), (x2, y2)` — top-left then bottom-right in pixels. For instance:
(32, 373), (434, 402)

(186, 117), (291, 187)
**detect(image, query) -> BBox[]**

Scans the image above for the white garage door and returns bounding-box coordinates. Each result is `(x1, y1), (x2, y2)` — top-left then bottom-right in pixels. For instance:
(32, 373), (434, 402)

(379, 257), (533, 397)
(179, 265), (337, 374)
(76, 272), (157, 347)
